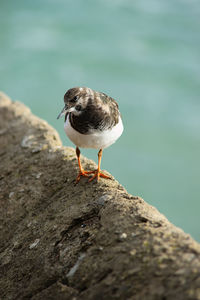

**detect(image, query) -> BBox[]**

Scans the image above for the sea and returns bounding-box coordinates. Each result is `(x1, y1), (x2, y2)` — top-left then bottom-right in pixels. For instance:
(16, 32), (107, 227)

(0, 0), (200, 241)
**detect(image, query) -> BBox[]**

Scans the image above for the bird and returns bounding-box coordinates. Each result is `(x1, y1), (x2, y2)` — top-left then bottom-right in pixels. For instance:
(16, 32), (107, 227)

(57, 87), (123, 183)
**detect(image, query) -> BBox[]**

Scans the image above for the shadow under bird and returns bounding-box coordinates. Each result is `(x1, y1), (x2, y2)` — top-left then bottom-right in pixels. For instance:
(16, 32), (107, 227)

(57, 87), (123, 182)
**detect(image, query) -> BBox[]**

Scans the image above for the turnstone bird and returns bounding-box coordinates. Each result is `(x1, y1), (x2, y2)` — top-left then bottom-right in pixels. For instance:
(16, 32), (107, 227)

(57, 87), (123, 182)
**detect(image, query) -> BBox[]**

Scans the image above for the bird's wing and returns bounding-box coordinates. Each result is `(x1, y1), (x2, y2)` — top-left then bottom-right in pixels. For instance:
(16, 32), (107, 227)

(97, 92), (120, 129)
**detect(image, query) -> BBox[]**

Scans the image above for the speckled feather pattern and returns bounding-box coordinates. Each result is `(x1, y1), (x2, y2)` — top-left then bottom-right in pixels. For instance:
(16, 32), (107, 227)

(62, 87), (123, 149)
(64, 87), (120, 134)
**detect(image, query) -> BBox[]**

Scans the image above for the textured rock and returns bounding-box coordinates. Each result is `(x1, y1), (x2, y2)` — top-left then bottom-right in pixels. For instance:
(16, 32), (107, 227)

(0, 92), (200, 300)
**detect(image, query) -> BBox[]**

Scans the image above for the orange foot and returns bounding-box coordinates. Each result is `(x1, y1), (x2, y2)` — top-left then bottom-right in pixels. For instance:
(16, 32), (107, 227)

(88, 170), (111, 182)
(76, 170), (93, 183)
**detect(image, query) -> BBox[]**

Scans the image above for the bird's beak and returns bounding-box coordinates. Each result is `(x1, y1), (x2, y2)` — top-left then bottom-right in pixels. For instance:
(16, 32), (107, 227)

(57, 106), (67, 119)
(57, 105), (76, 119)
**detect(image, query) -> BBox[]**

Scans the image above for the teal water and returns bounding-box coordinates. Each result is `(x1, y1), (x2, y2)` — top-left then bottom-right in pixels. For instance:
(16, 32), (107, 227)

(0, 0), (200, 241)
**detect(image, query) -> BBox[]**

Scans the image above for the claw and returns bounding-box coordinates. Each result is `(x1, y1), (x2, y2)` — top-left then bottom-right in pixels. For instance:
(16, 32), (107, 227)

(76, 170), (92, 183)
(88, 170), (111, 182)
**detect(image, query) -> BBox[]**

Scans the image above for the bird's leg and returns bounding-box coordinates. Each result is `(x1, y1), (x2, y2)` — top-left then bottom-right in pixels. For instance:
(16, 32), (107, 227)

(75, 147), (91, 183)
(88, 149), (111, 182)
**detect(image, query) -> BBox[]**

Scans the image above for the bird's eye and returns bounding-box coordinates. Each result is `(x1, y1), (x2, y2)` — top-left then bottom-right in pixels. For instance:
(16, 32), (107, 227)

(75, 105), (82, 111)
(71, 96), (78, 103)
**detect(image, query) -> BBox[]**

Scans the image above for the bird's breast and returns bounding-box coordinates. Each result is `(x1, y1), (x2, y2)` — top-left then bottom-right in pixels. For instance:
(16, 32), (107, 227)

(64, 115), (123, 149)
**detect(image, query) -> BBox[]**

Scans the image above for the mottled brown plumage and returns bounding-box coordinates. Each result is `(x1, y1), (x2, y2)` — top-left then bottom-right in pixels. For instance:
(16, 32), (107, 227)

(63, 87), (120, 134)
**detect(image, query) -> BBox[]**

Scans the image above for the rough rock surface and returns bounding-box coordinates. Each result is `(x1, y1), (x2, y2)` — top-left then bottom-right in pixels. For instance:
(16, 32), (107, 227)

(0, 92), (200, 300)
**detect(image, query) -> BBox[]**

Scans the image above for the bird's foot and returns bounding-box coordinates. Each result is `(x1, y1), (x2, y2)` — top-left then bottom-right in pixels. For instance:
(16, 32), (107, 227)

(88, 170), (111, 182)
(76, 170), (94, 183)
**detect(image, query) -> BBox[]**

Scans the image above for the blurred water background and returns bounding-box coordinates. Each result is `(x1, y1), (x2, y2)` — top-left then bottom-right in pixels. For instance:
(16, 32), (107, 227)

(0, 0), (200, 241)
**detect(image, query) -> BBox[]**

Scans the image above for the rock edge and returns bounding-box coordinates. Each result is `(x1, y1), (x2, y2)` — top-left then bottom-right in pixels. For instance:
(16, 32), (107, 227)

(0, 92), (200, 300)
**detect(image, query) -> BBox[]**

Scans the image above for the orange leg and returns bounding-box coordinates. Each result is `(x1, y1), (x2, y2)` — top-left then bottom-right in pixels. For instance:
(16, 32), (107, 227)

(75, 147), (94, 183)
(88, 149), (111, 182)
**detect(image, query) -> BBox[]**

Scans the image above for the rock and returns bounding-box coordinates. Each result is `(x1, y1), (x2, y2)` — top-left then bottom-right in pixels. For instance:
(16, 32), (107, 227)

(0, 91), (200, 300)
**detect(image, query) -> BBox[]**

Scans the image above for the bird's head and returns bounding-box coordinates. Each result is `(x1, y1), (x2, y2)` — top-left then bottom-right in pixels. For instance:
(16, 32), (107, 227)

(57, 87), (93, 119)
